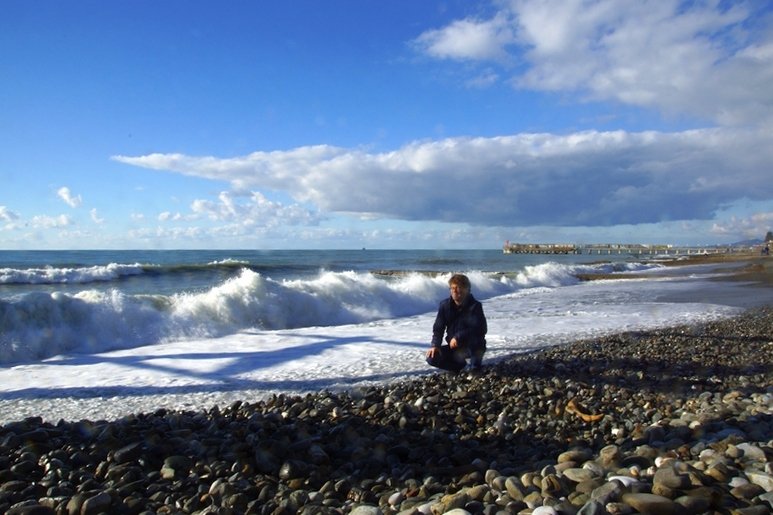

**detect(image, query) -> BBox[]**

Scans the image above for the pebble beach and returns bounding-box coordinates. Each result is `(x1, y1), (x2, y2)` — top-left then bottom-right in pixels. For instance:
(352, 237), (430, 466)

(1, 257), (772, 515)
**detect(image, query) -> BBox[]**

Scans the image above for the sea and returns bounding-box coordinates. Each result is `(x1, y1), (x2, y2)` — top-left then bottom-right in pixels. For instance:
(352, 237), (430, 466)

(0, 248), (769, 423)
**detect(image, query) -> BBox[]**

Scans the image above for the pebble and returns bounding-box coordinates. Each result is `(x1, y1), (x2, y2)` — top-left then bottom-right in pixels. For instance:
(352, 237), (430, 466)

(0, 307), (771, 514)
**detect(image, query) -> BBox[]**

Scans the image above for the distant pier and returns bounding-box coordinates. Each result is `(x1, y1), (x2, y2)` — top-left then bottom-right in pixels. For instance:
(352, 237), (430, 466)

(502, 242), (759, 256)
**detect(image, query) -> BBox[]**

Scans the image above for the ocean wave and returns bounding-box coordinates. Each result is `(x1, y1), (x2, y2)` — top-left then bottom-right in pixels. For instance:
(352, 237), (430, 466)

(0, 262), (628, 365)
(0, 263), (147, 285)
(0, 260), (253, 286)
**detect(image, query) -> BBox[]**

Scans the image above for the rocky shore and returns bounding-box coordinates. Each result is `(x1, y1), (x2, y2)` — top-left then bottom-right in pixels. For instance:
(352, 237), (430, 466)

(1, 307), (771, 515)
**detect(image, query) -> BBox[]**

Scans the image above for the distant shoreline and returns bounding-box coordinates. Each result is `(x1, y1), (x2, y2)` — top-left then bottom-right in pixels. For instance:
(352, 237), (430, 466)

(576, 252), (772, 286)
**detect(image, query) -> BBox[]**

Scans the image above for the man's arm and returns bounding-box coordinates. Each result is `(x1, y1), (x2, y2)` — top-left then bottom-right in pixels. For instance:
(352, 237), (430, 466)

(430, 300), (448, 347)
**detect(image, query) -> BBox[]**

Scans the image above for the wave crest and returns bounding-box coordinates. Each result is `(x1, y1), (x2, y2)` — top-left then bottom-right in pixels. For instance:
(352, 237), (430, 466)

(0, 262), (641, 364)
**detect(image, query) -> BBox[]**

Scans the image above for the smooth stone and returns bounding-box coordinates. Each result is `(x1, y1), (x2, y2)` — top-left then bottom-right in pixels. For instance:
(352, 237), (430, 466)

(746, 471), (773, 492)
(524, 491), (545, 509)
(576, 500), (606, 515)
(598, 445), (621, 467)
(730, 507), (771, 515)
(388, 491), (405, 506)
(436, 491), (470, 512)
(706, 462), (732, 482)
(575, 478), (604, 494)
(80, 491), (112, 515)
(651, 483), (676, 499)
(558, 448), (593, 464)
(731, 482), (765, 499)
(504, 477), (524, 500)
(349, 506), (383, 515)
(6, 506), (57, 515)
(563, 468), (597, 483)
(758, 491), (773, 508)
(112, 442), (143, 464)
(607, 475), (640, 488)
(605, 503), (634, 515)
(541, 474), (564, 496)
(654, 466), (690, 490)
(674, 494), (711, 513)
(729, 477), (750, 488)
(621, 493), (679, 515)
(583, 461), (605, 477)
(591, 481), (623, 504)
(736, 443), (767, 462)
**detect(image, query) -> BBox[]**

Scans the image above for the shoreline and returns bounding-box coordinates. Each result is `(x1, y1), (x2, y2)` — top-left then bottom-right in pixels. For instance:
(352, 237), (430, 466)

(1, 306), (772, 513)
(576, 252), (773, 286)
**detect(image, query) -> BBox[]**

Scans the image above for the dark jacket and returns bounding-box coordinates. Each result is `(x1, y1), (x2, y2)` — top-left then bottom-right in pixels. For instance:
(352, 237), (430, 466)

(431, 293), (487, 350)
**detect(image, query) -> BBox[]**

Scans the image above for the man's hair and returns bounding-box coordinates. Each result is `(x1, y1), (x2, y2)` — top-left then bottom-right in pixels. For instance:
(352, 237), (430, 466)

(448, 273), (471, 289)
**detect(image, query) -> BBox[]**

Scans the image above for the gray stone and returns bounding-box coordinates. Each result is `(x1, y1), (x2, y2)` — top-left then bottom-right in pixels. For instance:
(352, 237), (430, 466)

(746, 471), (773, 492)
(591, 481), (623, 504)
(674, 494), (711, 513)
(576, 500), (606, 515)
(736, 443), (767, 462)
(731, 482), (765, 499)
(349, 507), (384, 515)
(621, 493), (680, 515)
(558, 448), (593, 464)
(654, 466), (690, 490)
(563, 468), (597, 483)
(80, 491), (112, 515)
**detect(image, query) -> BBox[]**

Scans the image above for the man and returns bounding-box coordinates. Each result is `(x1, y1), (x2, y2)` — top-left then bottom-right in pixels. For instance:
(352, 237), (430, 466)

(425, 273), (487, 373)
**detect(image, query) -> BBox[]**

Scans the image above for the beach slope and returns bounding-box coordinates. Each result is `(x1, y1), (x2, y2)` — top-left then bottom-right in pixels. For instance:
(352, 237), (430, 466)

(1, 304), (771, 514)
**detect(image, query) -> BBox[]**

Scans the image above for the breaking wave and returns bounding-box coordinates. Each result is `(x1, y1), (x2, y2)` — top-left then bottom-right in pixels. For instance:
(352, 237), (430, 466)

(0, 261), (661, 364)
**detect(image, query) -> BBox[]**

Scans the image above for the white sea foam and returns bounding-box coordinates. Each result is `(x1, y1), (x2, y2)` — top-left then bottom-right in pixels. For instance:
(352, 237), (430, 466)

(0, 262), (657, 365)
(0, 263), (146, 285)
(0, 267), (754, 425)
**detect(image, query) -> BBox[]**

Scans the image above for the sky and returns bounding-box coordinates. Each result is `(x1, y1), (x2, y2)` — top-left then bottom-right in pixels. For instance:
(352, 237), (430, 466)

(1, 0), (772, 250)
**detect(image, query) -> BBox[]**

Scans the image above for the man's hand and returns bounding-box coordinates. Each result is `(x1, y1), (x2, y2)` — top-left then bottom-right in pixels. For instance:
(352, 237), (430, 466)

(426, 347), (438, 358)
(449, 337), (459, 349)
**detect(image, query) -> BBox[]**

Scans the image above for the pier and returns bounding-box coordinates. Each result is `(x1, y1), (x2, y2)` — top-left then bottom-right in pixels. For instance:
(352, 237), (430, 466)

(502, 242), (759, 256)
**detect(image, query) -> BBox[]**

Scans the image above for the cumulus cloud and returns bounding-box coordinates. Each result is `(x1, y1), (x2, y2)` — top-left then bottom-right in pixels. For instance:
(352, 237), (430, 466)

(711, 212), (773, 240)
(414, 0), (773, 127)
(112, 127), (773, 228)
(31, 214), (71, 229)
(190, 191), (321, 228)
(110, 1), (773, 239)
(414, 12), (515, 61)
(0, 206), (20, 221)
(57, 187), (82, 208)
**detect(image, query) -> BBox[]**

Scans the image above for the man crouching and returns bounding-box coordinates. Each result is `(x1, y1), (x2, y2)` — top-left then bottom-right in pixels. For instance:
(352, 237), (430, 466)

(425, 273), (487, 373)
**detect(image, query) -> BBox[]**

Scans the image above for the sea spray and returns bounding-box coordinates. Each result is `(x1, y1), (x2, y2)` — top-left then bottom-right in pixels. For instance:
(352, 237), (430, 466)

(0, 260), (663, 365)
(0, 263), (146, 285)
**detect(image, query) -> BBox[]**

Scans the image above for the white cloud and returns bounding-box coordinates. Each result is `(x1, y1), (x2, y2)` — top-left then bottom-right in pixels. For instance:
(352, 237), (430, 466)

(90, 208), (105, 224)
(112, 127), (773, 228)
(466, 70), (500, 88)
(31, 214), (71, 228)
(158, 211), (185, 222)
(190, 191), (321, 228)
(415, 0), (773, 126)
(57, 187), (82, 208)
(414, 13), (515, 61)
(0, 206), (20, 221)
(711, 212), (773, 240)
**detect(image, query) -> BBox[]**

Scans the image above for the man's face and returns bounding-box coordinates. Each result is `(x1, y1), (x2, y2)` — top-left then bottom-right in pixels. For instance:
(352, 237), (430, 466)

(450, 283), (469, 305)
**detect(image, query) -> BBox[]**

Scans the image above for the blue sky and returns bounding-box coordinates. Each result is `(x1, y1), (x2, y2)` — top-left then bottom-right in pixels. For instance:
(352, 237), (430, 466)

(2, 0), (772, 250)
